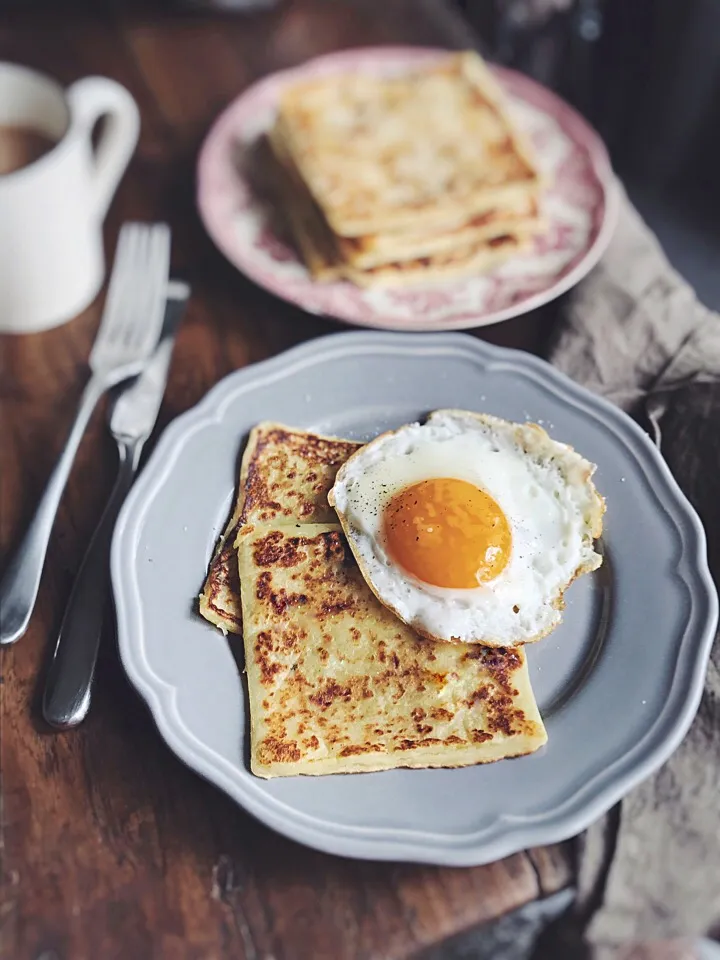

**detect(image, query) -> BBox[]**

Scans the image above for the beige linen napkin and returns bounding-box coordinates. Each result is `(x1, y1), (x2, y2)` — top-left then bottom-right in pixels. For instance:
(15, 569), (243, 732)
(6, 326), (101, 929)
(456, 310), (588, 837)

(547, 184), (720, 958)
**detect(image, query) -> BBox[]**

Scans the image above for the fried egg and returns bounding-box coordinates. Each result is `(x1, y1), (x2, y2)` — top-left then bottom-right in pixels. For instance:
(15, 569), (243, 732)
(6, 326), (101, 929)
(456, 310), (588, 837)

(328, 410), (605, 647)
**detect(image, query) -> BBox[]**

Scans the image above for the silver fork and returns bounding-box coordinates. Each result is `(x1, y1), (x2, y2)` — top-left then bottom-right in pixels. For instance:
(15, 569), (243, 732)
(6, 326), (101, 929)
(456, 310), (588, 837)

(0, 223), (171, 646)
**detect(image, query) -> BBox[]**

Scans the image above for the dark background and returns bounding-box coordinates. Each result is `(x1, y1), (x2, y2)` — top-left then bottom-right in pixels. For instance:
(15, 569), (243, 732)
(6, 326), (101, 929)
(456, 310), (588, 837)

(461, 0), (720, 310)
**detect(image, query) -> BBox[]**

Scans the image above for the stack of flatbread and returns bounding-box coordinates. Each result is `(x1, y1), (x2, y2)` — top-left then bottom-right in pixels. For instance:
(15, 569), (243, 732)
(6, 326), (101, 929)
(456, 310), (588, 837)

(266, 50), (545, 288)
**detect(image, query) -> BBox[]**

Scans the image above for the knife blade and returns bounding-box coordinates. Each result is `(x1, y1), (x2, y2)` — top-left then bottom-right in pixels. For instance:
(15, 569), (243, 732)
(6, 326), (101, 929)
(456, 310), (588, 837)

(109, 279), (190, 442)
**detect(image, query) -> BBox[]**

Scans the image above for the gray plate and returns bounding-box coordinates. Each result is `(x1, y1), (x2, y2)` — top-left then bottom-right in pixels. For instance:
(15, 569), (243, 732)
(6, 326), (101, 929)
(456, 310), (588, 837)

(111, 332), (717, 866)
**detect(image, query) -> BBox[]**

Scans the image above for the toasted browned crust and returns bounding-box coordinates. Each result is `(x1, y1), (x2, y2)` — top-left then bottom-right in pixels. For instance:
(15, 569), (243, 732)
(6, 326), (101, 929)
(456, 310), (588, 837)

(198, 423), (360, 634)
(336, 197), (542, 269)
(268, 121), (544, 272)
(329, 410), (605, 647)
(266, 126), (536, 288)
(276, 51), (544, 237)
(238, 523), (546, 777)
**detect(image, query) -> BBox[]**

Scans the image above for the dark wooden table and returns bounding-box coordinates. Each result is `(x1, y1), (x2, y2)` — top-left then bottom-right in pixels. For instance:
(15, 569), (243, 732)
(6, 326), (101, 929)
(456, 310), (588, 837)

(0, 3), (572, 958)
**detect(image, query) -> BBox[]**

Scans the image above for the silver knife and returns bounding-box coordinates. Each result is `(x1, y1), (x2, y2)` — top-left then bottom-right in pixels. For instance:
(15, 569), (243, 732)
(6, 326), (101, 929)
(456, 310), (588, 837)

(42, 281), (190, 729)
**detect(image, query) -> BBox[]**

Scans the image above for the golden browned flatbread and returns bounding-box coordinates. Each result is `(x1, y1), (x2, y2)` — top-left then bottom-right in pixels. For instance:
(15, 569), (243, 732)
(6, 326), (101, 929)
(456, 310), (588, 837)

(238, 522), (547, 777)
(266, 137), (343, 283)
(342, 234), (531, 288)
(276, 50), (543, 237)
(198, 423), (360, 633)
(268, 123), (543, 270)
(336, 198), (541, 269)
(267, 133), (532, 288)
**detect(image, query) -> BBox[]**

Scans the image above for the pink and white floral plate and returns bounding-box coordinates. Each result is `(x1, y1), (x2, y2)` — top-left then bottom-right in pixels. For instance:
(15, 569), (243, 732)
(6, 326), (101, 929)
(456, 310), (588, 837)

(197, 47), (618, 331)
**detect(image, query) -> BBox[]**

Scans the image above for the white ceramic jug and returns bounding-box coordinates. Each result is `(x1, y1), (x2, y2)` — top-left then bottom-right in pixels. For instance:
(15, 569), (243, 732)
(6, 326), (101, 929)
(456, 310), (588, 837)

(0, 62), (140, 333)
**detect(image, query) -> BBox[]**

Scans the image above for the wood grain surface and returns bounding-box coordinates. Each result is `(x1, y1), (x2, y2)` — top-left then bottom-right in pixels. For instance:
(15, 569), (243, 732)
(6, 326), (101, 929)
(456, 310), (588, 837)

(0, 3), (571, 958)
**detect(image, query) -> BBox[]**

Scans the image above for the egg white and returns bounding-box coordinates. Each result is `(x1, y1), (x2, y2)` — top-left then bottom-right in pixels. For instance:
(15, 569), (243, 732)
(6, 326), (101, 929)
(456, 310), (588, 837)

(329, 410), (604, 647)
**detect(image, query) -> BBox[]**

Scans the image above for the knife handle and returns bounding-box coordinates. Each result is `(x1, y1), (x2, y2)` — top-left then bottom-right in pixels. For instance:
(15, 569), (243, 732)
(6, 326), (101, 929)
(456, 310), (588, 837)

(42, 438), (141, 729)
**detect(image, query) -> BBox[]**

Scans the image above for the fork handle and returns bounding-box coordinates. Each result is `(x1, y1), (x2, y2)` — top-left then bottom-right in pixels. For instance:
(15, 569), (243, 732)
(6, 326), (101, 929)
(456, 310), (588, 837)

(42, 437), (142, 729)
(0, 375), (109, 645)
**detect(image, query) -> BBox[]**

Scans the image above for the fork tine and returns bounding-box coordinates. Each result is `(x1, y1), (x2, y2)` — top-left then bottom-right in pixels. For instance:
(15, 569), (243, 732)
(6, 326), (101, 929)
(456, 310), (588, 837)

(117, 227), (149, 351)
(89, 222), (170, 375)
(96, 225), (142, 339)
(127, 225), (170, 351)
(91, 224), (146, 354)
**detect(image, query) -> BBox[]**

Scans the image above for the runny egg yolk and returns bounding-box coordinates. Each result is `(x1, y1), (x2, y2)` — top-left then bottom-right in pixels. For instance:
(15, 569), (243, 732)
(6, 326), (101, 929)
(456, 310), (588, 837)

(382, 478), (511, 589)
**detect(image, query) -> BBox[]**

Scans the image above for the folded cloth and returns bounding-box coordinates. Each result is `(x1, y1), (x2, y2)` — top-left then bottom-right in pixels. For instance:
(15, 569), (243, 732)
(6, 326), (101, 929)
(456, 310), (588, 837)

(547, 184), (720, 958)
